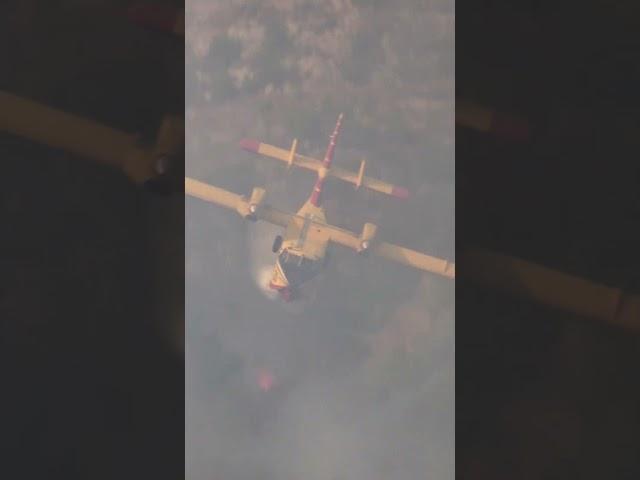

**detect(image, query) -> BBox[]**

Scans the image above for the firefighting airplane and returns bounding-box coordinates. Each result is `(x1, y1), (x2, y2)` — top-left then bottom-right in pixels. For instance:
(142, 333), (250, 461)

(185, 114), (455, 301)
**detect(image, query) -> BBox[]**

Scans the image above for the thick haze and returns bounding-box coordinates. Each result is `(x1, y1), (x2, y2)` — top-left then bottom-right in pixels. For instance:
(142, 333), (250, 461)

(185, 1), (454, 479)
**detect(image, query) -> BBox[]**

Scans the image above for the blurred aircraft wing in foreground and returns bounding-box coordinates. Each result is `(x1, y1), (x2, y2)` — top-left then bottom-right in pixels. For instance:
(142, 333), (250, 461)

(319, 222), (456, 279)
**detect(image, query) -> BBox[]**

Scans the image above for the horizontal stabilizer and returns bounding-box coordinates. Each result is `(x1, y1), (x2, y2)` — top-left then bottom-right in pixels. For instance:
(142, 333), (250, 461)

(240, 138), (409, 199)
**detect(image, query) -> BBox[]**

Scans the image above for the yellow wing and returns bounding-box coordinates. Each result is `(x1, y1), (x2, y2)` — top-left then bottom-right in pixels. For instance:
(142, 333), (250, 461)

(185, 177), (453, 279)
(239, 138), (409, 199)
(299, 218), (455, 279)
(185, 177), (245, 211)
(185, 177), (291, 227)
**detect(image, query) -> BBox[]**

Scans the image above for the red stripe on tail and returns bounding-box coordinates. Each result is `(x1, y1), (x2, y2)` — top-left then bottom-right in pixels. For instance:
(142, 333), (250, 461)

(322, 113), (344, 168)
(308, 114), (344, 207)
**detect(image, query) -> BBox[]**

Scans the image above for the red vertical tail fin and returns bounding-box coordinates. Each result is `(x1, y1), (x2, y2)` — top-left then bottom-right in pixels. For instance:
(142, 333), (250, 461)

(309, 113), (344, 206)
(322, 113), (343, 168)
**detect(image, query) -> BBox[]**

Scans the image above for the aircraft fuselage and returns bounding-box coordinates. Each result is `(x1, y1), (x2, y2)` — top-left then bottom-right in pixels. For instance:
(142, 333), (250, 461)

(268, 201), (330, 301)
(267, 114), (342, 301)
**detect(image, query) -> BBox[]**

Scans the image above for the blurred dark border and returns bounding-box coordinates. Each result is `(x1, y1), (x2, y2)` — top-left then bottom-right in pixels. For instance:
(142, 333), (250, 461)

(1, 2), (184, 478)
(457, 1), (640, 478)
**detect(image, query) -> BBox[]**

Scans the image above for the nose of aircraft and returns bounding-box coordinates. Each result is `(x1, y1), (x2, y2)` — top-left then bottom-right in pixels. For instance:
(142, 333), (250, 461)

(268, 280), (294, 302)
(268, 262), (298, 302)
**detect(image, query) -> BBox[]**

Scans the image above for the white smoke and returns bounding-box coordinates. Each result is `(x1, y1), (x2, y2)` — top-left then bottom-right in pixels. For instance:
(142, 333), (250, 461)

(254, 263), (280, 301)
(248, 221), (317, 313)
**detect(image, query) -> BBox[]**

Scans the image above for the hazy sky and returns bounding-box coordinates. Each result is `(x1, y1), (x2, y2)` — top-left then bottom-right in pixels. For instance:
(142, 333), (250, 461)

(185, 1), (454, 478)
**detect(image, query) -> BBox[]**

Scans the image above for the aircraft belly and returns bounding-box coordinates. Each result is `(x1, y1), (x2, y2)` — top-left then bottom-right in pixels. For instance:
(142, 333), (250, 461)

(277, 259), (318, 286)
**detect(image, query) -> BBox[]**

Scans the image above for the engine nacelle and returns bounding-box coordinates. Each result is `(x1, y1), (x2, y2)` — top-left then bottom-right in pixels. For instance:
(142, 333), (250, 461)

(237, 187), (266, 220)
(358, 222), (378, 253)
